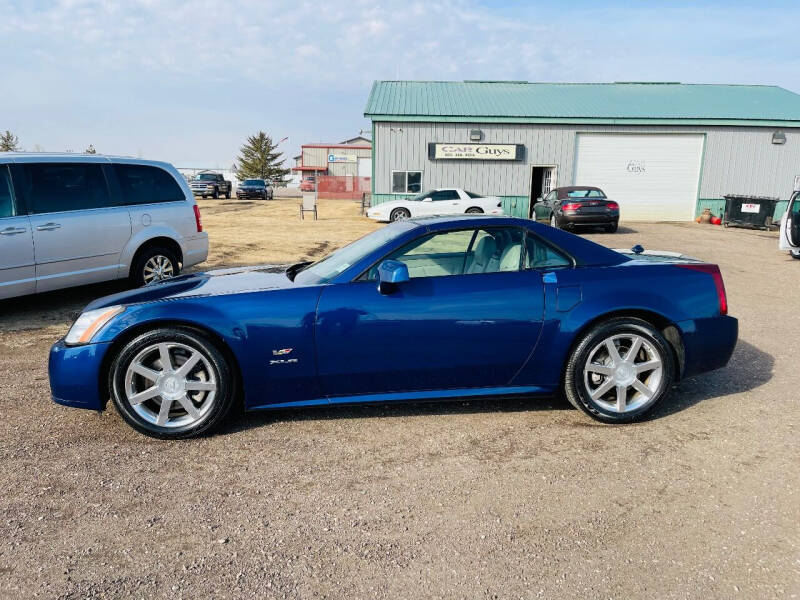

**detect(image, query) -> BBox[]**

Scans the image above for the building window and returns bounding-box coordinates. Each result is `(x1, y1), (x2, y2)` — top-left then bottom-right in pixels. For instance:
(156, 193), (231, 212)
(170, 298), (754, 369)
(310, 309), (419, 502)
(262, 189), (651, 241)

(392, 171), (422, 194)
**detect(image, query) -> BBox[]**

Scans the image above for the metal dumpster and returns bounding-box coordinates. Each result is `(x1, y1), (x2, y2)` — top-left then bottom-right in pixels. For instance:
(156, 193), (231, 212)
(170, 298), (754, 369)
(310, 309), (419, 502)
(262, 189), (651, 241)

(722, 195), (780, 230)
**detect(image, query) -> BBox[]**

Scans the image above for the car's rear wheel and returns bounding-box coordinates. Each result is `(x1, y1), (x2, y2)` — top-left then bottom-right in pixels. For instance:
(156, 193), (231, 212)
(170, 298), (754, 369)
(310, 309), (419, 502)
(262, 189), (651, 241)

(466, 207), (483, 214)
(564, 317), (674, 423)
(605, 221), (619, 233)
(109, 328), (236, 439)
(390, 207), (411, 222)
(131, 246), (180, 287)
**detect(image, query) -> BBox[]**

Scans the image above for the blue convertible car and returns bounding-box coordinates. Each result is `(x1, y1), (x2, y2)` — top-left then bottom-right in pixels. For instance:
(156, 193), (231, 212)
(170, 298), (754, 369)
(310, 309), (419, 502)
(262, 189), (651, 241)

(49, 216), (737, 439)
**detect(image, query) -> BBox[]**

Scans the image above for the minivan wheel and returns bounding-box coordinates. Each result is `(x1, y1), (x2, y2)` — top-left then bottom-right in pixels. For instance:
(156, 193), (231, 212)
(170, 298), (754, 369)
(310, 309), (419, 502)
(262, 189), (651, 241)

(563, 317), (675, 424)
(109, 328), (236, 439)
(132, 246), (180, 287)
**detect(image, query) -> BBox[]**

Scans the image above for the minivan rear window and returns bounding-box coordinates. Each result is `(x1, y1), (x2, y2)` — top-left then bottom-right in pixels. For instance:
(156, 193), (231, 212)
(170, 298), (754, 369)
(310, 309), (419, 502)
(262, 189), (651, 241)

(22, 163), (112, 214)
(0, 166), (14, 218)
(114, 164), (185, 205)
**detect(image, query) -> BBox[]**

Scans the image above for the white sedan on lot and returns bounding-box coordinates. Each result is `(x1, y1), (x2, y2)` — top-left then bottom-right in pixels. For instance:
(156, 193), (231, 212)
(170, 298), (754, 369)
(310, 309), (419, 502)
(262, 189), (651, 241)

(367, 188), (504, 222)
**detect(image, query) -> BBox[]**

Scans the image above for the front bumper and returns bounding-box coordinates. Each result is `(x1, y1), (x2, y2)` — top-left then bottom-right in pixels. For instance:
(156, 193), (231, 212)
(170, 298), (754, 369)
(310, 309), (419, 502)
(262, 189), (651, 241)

(49, 340), (111, 411)
(237, 190), (267, 198)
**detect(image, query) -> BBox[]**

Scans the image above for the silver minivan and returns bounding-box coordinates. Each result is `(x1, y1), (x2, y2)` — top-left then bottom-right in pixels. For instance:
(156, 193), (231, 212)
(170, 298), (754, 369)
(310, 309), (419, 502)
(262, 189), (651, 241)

(0, 154), (208, 300)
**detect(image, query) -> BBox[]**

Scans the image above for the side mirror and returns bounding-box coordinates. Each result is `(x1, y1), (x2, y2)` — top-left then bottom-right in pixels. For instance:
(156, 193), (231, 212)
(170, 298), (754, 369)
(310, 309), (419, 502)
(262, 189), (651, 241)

(377, 260), (409, 294)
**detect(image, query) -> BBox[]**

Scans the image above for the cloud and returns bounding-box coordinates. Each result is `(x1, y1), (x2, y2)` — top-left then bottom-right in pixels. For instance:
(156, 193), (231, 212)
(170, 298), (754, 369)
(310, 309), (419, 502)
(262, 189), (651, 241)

(0, 0), (798, 164)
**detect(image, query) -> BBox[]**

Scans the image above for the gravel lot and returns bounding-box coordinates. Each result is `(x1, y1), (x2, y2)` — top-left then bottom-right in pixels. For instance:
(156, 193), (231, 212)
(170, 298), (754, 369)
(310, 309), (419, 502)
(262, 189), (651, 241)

(1, 198), (798, 599)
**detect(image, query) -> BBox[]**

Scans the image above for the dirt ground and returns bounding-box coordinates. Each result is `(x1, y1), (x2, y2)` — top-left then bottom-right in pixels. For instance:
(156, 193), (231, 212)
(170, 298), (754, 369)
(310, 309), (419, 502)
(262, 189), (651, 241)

(1, 198), (798, 599)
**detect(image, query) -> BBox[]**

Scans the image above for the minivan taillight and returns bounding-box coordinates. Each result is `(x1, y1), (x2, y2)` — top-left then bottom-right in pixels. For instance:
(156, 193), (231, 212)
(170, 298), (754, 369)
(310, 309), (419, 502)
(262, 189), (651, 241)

(193, 204), (203, 232)
(677, 264), (728, 315)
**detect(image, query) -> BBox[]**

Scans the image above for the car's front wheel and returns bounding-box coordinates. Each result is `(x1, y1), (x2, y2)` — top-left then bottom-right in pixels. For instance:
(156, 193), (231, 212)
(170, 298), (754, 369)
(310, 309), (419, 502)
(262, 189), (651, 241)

(390, 207), (411, 222)
(564, 317), (675, 423)
(109, 328), (237, 439)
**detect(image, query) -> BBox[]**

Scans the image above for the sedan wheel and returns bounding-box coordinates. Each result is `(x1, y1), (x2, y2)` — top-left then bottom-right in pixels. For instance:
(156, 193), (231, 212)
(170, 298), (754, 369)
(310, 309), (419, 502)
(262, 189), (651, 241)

(564, 317), (674, 423)
(390, 207), (411, 222)
(466, 207), (483, 214)
(110, 328), (236, 438)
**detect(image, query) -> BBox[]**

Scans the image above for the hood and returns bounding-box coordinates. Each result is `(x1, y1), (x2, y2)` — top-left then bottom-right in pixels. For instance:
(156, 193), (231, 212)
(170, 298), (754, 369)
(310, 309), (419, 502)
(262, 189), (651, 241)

(85, 265), (297, 310)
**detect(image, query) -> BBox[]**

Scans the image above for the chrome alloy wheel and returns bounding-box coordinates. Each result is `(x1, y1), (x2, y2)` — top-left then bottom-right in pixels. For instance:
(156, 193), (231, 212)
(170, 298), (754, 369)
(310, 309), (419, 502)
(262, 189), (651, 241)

(583, 333), (663, 414)
(124, 342), (217, 428)
(143, 255), (174, 284)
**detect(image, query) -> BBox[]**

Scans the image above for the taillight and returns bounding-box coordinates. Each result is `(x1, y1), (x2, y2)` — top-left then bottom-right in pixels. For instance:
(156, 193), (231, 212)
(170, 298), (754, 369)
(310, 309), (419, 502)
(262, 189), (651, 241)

(561, 203), (581, 211)
(606, 201), (619, 210)
(678, 264), (728, 315)
(193, 204), (203, 232)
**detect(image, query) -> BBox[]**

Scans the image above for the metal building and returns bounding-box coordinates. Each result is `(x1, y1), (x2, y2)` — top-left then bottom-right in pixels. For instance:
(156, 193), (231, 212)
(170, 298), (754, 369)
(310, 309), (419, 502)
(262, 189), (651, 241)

(364, 81), (800, 221)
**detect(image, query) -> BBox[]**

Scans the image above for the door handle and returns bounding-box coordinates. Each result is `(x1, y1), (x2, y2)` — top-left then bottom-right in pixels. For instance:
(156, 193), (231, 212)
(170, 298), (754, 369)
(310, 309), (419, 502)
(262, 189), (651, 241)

(36, 223), (61, 231)
(0, 227), (27, 235)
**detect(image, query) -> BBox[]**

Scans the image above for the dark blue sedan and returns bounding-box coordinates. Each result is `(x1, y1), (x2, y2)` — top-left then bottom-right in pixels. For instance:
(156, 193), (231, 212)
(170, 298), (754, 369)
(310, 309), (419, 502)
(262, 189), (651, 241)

(49, 216), (737, 439)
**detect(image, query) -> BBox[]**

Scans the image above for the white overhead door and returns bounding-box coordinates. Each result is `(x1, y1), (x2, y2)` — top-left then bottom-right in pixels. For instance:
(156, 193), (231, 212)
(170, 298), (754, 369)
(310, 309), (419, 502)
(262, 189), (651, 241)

(574, 133), (704, 221)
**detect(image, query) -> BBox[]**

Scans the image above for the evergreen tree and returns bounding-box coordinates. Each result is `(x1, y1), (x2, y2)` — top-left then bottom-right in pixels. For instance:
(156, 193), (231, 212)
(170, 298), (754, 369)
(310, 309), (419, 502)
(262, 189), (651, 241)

(0, 130), (20, 152)
(84, 144), (97, 154)
(235, 132), (290, 183)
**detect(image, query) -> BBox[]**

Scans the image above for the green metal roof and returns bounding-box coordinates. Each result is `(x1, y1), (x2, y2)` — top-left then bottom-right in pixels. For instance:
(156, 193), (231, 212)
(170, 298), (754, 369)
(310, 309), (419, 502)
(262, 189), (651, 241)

(364, 81), (800, 126)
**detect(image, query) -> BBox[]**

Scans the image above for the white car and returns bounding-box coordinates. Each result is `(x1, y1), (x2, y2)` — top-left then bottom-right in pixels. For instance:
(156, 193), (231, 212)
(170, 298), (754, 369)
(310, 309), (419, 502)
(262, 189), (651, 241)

(367, 188), (504, 222)
(779, 192), (799, 259)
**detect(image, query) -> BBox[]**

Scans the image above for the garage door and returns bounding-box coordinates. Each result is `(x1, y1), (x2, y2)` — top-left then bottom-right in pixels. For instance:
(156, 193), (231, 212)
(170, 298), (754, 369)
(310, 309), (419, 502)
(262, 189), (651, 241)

(574, 133), (704, 221)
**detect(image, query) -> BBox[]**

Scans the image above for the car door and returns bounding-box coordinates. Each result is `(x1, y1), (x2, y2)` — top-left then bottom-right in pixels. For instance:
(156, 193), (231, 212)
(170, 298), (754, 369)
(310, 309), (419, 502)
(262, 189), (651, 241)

(534, 190), (555, 221)
(315, 226), (545, 398)
(0, 164), (35, 299)
(780, 193), (799, 252)
(20, 161), (132, 292)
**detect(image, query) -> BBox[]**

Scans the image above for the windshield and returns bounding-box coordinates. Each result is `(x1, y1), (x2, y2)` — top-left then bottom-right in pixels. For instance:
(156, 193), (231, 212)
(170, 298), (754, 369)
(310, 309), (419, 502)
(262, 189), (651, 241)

(408, 191), (432, 201)
(242, 179), (264, 185)
(294, 222), (415, 285)
(196, 174), (218, 181)
(566, 189), (606, 198)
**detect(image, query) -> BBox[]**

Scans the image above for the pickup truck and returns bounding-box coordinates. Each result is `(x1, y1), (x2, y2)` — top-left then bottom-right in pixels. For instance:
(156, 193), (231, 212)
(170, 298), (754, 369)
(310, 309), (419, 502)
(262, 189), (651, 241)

(190, 173), (232, 199)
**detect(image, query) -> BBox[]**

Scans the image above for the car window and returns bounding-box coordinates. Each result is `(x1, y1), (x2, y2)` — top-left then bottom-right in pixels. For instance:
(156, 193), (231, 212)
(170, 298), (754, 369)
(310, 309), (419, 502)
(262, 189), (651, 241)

(465, 191), (483, 199)
(545, 191), (556, 202)
(431, 190), (460, 201)
(566, 189), (606, 198)
(525, 233), (572, 269)
(114, 164), (185, 205)
(0, 166), (14, 218)
(22, 163), (113, 214)
(364, 227), (525, 280)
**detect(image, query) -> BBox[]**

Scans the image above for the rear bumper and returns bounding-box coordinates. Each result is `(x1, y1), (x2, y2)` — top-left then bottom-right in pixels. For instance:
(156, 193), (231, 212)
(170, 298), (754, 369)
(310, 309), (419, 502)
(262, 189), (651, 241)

(181, 233), (209, 269)
(49, 340), (110, 411)
(560, 212), (618, 226)
(679, 315), (738, 379)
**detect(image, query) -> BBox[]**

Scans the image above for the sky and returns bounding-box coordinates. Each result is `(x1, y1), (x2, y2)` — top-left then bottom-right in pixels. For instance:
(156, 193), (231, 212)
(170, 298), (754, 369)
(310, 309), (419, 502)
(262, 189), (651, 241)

(1, 0), (799, 168)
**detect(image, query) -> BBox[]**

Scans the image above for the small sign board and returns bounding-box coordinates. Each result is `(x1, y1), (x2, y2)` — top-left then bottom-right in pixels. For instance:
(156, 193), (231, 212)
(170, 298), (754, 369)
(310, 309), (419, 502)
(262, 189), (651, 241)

(741, 203), (761, 213)
(328, 154), (357, 163)
(428, 143), (523, 161)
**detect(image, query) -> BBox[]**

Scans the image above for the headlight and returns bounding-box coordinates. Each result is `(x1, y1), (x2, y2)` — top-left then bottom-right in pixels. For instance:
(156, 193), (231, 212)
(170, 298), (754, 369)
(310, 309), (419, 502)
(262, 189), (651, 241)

(65, 306), (125, 345)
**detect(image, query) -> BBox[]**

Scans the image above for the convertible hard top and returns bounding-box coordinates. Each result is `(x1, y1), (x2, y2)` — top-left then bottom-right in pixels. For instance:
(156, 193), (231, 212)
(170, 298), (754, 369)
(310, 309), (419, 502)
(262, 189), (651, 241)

(554, 186), (605, 199)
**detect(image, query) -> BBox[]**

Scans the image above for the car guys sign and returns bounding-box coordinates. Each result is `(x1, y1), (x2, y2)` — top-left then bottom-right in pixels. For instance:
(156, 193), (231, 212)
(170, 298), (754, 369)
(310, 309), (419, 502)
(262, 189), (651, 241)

(428, 143), (524, 160)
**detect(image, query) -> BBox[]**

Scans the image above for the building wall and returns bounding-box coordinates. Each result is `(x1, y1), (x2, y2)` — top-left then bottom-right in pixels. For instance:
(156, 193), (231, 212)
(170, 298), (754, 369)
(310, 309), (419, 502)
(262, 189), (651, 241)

(372, 121), (800, 218)
(301, 146), (372, 177)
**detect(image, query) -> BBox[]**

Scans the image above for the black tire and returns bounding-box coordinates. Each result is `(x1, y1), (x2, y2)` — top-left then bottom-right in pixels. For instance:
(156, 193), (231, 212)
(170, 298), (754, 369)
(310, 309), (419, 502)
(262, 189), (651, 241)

(201, 194), (207, 199)
(563, 317), (675, 424)
(390, 207), (411, 222)
(605, 221), (619, 233)
(212, 188), (219, 199)
(466, 207), (483, 214)
(109, 328), (237, 439)
(130, 246), (180, 287)
(269, 191), (274, 200)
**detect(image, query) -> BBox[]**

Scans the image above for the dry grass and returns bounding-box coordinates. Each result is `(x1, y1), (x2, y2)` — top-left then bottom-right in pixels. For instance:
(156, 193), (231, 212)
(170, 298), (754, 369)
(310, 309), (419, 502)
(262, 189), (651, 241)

(199, 197), (381, 269)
